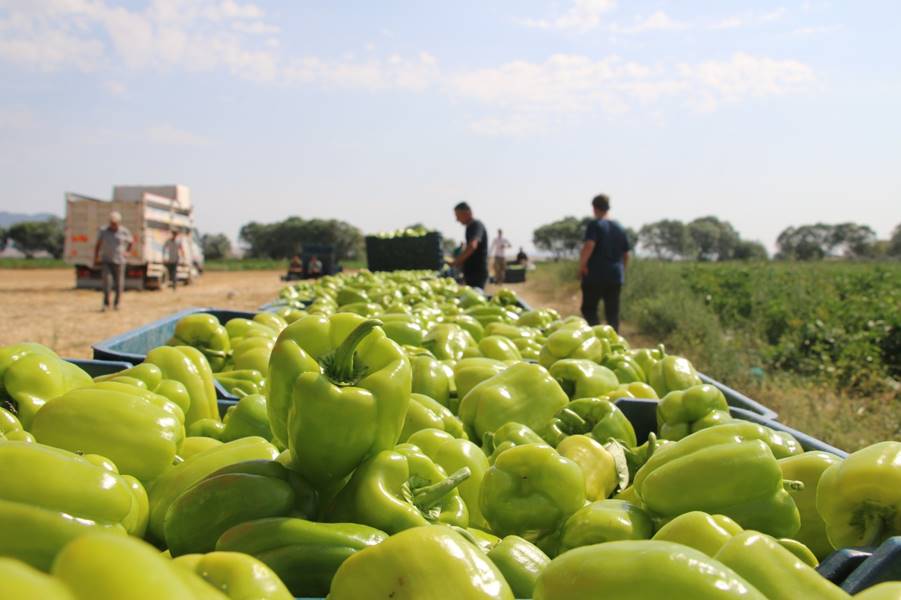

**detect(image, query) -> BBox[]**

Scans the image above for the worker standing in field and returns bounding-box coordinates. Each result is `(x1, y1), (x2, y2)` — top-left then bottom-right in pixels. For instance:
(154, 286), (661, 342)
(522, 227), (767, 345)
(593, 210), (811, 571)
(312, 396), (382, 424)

(579, 194), (631, 331)
(490, 228), (511, 284)
(452, 202), (489, 289)
(93, 211), (133, 311)
(163, 230), (184, 292)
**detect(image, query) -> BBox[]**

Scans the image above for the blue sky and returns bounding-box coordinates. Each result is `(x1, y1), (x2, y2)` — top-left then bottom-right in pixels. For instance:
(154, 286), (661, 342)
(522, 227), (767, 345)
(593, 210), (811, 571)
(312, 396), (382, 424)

(1, 0), (899, 254)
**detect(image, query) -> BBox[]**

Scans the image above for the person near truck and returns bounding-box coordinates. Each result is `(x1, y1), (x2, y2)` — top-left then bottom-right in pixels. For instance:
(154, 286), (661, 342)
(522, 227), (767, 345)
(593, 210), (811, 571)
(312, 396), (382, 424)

(93, 211), (133, 311)
(307, 255), (323, 277)
(490, 229), (511, 284)
(452, 202), (489, 289)
(163, 230), (184, 291)
(579, 194), (631, 332)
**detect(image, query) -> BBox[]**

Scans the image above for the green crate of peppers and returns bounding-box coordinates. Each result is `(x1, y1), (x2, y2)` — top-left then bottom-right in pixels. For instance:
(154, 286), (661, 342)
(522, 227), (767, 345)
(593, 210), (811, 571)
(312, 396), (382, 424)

(0, 269), (899, 599)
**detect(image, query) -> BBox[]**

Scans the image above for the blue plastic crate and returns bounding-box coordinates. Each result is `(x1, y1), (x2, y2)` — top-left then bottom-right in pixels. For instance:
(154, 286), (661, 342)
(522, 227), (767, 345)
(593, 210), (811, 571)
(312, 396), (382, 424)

(696, 372), (778, 421)
(614, 398), (847, 457)
(842, 537), (901, 593)
(66, 358), (135, 378)
(91, 308), (259, 401)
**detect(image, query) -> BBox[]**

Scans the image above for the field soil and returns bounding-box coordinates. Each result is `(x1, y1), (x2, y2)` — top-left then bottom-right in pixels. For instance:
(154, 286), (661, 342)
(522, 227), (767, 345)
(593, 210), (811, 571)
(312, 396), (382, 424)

(0, 269), (285, 358)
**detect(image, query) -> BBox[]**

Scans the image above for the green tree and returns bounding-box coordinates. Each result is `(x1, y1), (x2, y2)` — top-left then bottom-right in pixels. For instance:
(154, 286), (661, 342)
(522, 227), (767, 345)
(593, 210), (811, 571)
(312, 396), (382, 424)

(639, 220), (696, 260)
(201, 233), (232, 260)
(686, 216), (741, 261)
(732, 240), (769, 260)
(6, 218), (64, 258)
(0, 226), (6, 251)
(532, 216), (586, 259)
(239, 217), (363, 260)
(775, 224), (833, 260)
(830, 222), (877, 258)
(888, 224), (901, 258)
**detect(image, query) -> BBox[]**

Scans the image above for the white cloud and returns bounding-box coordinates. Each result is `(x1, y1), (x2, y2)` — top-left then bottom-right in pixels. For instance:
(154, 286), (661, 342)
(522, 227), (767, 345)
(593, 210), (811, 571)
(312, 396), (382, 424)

(519, 0), (616, 33)
(451, 52), (815, 134)
(611, 11), (687, 34)
(284, 52), (439, 92)
(793, 25), (840, 35)
(146, 124), (209, 146)
(708, 7), (787, 30)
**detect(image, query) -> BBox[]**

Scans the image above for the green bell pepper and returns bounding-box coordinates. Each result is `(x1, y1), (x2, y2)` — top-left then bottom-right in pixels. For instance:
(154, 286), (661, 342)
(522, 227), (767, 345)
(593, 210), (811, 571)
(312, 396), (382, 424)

(220, 394), (273, 442)
(214, 368), (265, 398)
(336, 286), (370, 306)
(778, 451), (843, 559)
(380, 313), (427, 346)
(0, 349), (91, 428)
(188, 418), (226, 439)
(482, 421), (549, 463)
(163, 460), (302, 556)
(633, 425), (802, 538)
(0, 557), (75, 599)
(853, 583), (901, 600)
(146, 345), (219, 426)
(0, 441), (133, 570)
(215, 517), (387, 598)
(486, 535), (550, 599)
(538, 322), (604, 368)
(400, 393), (466, 442)
(539, 396), (637, 448)
(480, 443), (585, 542)
(410, 354), (454, 409)
(231, 337), (275, 373)
(168, 313), (232, 372)
(816, 441), (901, 548)
(516, 308), (559, 330)
(657, 384), (731, 441)
(326, 443), (470, 533)
(647, 354), (702, 397)
(653, 511), (744, 557)
(556, 434), (619, 501)
(30, 385), (184, 483)
(423, 323), (477, 360)
(477, 335), (522, 361)
(557, 499), (654, 554)
(603, 353), (647, 383)
(533, 540), (767, 600)
(444, 314), (486, 341)
(94, 362), (163, 390)
(453, 357), (509, 402)
(329, 525), (514, 600)
(268, 314), (411, 483)
(630, 344), (666, 378)
(408, 428), (490, 530)
(548, 358), (619, 400)
(715, 531), (850, 600)
(514, 337), (543, 361)
(459, 362), (569, 440)
(147, 436), (279, 543)
(172, 551), (292, 600)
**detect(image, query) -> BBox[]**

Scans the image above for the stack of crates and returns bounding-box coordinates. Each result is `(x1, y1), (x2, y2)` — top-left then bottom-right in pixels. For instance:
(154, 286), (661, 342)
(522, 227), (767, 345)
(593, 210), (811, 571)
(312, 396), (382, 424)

(365, 232), (443, 272)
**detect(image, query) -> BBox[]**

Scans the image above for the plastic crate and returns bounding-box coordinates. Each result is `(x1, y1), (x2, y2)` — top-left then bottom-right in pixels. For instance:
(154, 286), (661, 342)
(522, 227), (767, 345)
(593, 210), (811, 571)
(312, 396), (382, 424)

(697, 372), (778, 421)
(613, 398), (847, 458)
(365, 232), (443, 272)
(842, 537), (901, 593)
(91, 308), (259, 401)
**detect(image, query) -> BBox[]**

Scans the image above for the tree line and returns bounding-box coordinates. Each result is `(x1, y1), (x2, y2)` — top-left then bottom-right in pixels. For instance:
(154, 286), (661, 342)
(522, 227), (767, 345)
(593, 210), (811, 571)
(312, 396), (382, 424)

(533, 216), (901, 261)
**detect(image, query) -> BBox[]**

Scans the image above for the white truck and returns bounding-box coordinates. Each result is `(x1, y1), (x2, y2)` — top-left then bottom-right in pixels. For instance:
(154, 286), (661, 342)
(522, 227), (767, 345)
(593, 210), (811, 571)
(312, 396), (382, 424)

(64, 185), (204, 290)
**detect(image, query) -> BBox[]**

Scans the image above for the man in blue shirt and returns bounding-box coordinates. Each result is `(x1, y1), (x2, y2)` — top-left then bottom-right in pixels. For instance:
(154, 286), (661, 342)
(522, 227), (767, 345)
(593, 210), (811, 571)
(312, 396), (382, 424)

(579, 194), (631, 331)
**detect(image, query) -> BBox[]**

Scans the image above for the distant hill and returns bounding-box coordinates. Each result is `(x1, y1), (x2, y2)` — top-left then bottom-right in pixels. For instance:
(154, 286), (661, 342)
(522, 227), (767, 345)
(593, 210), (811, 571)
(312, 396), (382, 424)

(0, 212), (58, 227)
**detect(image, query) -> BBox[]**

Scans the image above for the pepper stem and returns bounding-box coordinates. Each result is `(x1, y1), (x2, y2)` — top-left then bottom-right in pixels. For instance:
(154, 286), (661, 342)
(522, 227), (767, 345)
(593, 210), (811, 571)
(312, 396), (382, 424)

(783, 479), (805, 492)
(327, 319), (382, 384)
(859, 515), (885, 547)
(413, 467), (471, 510)
(558, 407), (588, 432)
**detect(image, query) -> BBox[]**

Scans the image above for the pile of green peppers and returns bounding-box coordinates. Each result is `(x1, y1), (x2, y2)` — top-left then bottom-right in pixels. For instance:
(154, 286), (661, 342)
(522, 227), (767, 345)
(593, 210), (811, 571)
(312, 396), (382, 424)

(1, 269), (900, 600)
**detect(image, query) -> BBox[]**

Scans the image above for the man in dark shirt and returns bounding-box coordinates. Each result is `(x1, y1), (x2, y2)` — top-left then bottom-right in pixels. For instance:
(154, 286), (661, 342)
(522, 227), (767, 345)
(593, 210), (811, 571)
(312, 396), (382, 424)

(579, 194), (631, 331)
(452, 202), (489, 289)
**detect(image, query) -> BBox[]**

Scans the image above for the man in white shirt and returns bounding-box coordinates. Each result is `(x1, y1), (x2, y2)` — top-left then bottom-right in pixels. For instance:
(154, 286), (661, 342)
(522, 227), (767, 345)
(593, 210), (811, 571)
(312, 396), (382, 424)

(93, 211), (133, 311)
(163, 230), (184, 291)
(490, 229), (511, 284)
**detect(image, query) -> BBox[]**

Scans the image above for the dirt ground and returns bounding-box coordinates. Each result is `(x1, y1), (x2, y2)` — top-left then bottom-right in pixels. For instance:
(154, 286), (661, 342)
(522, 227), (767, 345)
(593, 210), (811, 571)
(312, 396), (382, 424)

(0, 269), (286, 358)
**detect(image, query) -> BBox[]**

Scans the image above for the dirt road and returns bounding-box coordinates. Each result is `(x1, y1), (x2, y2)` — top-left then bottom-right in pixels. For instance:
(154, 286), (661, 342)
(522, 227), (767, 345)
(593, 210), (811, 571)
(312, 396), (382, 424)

(0, 269), (285, 358)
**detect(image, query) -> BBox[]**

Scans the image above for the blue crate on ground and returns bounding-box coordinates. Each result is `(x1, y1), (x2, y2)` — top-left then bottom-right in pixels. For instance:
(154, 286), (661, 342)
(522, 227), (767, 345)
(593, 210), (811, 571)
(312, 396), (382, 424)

(66, 358), (135, 378)
(613, 398), (847, 457)
(842, 537), (901, 593)
(91, 308), (259, 401)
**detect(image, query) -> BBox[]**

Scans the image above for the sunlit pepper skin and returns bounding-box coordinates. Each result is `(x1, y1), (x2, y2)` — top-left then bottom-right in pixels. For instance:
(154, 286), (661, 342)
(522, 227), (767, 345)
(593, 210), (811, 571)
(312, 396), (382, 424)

(557, 499), (654, 555)
(540, 396), (637, 448)
(168, 313), (233, 372)
(400, 393), (466, 442)
(714, 531), (850, 600)
(146, 345), (219, 426)
(172, 551), (292, 600)
(0, 346), (91, 428)
(459, 362), (568, 440)
(329, 525), (515, 600)
(538, 322), (604, 368)
(652, 511), (744, 557)
(0, 441), (133, 570)
(632, 424), (802, 538)
(453, 358), (509, 402)
(778, 451), (843, 559)
(816, 441), (901, 548)
(486, 535), (550, 599)
(326, 443), (470, 534)
(482, 421), (550, 464)
(656, 384), (731, 441)
(0, 557), (76, 600)
(647, 354), (703, 397)
(549, 359), (619, 400)
(533, 540), (767, 600)
(410, 354), (454, 409)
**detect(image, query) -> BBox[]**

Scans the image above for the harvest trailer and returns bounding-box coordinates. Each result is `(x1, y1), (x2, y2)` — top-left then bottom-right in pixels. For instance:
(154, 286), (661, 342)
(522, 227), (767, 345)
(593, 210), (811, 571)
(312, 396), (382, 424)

(64, 185), (203, 290)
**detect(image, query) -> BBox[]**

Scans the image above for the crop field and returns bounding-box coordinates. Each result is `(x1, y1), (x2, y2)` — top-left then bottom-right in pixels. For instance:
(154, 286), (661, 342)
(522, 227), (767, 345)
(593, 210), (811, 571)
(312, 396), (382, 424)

(525, 260), (901, 451)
